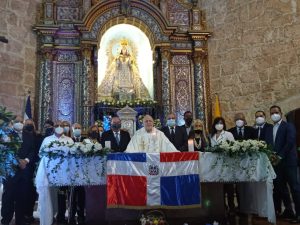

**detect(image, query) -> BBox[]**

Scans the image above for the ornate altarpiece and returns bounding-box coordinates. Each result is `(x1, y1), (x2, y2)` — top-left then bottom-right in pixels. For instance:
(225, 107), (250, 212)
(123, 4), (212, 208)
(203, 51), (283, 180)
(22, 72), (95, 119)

(33, 0), (211, 130)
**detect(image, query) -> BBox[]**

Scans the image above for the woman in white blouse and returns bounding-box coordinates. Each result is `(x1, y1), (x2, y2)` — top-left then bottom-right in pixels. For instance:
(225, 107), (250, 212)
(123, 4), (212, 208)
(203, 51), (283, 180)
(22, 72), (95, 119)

(210, 117), (235, 147)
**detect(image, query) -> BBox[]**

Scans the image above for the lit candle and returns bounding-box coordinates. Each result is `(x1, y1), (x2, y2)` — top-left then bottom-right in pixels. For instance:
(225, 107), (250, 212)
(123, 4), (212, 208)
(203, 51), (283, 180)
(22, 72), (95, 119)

(188, 139), (194, 152)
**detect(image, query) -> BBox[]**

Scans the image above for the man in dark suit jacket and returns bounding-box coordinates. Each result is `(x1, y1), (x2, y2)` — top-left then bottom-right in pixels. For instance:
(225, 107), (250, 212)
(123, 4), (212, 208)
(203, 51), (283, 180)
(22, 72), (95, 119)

(1, 119), (37, 225)
(161, 113), (188, 151)
(254, 110), (294, 219)
(180, 111), (193, 138)
(265, 105), (300, 223)
(101, 116), (131, 152)
(228, 112), (256, 140)
(254, 110), (273, 141)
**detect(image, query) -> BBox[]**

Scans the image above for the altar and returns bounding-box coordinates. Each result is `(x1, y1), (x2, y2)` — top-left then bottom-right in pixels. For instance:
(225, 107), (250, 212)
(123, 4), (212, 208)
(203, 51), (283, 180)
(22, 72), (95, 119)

(35, 152), (276, 225)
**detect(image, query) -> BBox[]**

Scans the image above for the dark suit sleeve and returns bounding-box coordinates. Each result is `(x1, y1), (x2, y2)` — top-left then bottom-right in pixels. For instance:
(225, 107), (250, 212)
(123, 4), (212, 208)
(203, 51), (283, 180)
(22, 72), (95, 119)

(279, 123), (296, 159)
(179, 127), (188, 152)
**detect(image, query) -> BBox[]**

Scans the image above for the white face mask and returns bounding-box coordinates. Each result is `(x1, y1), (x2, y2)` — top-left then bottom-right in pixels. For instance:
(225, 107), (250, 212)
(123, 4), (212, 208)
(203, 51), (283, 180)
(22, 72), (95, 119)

(55, 126), (64, 135)
(215, 124), (224, 131)
(271, 113), (281, 123)
(73, 129), (81, 137)
(13, 122), (23, 131)
(255, 117), (265, 125)
(235, 120), (244, 128)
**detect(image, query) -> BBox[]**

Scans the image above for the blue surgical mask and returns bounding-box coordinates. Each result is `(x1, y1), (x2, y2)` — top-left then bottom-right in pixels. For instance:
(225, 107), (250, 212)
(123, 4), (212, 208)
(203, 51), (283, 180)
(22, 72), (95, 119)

(166, 119), (176, 127)
(73, 129), (81, 137)
(64, 126), (70, 133)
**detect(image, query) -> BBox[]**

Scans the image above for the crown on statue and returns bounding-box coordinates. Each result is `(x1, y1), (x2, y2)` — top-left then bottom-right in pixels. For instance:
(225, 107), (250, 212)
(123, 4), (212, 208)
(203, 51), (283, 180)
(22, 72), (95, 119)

(120, 39), (128, 46)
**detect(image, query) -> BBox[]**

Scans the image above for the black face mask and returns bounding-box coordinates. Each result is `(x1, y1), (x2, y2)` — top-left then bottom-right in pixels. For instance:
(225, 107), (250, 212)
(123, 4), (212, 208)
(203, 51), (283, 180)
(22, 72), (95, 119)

(90, 131), (99, 139)
(185, 118), (193, 126)
(194, 129), (202, 134)
(44, 127), (54, 137)
(24, 125), (34, 132)
(111, 124), (121, 130)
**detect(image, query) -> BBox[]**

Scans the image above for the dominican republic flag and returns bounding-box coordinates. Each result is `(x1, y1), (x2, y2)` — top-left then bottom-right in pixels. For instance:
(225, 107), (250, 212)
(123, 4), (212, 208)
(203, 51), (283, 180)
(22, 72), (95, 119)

(24, 95), (32, 120)
(107, 152), (201, 208)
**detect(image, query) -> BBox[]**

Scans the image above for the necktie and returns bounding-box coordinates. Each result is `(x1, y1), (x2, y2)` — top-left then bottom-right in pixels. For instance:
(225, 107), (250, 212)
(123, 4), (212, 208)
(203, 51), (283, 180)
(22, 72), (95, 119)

(258, 127), (261, 140)
(170, 127), (175, 142)
(238, 128), (243, 138)
(115, 132), (120, 145)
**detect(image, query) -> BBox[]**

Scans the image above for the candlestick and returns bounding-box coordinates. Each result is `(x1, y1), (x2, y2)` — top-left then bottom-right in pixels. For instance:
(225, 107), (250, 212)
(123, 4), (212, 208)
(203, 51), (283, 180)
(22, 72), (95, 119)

(188, 139), (194, 152)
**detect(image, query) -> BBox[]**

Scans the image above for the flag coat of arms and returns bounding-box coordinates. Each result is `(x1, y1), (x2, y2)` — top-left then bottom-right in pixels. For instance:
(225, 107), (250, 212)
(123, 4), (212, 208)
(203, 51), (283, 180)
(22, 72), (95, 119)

(107, 152), (201, 208)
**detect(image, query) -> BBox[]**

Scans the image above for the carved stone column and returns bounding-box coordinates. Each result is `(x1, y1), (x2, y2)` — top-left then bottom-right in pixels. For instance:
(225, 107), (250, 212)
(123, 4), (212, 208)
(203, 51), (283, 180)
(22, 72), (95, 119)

(82, 46), (94, 129)
(38, 50), (53, 130)
(193, 52), (205, 121)
(161, 48), (171, 120)
(193, 48), (207, 125)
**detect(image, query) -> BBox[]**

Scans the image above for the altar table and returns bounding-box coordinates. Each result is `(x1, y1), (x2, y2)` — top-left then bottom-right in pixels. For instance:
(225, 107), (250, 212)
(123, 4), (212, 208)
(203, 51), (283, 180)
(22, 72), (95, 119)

(35, 152), (276, 225)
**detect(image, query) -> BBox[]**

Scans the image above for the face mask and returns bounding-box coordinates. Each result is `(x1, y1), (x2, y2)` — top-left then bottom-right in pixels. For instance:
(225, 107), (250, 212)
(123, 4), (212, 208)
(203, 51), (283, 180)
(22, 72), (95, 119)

(24, 124), (34, 132)
(185, 118), (193, 126)
(255, 117), (265, 125)
(73, 129), (81, 137)
(271, 113), (281, 123)
(166, 119), (176, 127)
(64, 126), (70, 133)
(215, 124), (224, 131)
(13, 122), (23, 131)
(194, 129), (202, 134)
(111, 124), (121, 130)
(55, 126), (64, 135)
(99, 131), (103, 137)
(235, 120), (244, 128)
(90, 131), (99, 139)
(45, 127), (54, 136)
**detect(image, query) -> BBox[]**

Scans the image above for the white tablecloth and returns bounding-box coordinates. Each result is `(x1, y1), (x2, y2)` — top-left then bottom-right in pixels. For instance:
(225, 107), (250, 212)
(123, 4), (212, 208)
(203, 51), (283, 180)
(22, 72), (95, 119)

(36, 152), (276, 225)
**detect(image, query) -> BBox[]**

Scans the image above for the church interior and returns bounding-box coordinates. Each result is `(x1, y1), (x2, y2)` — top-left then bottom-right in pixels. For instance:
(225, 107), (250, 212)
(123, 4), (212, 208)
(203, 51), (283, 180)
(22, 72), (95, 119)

(1, 0), (300, 225)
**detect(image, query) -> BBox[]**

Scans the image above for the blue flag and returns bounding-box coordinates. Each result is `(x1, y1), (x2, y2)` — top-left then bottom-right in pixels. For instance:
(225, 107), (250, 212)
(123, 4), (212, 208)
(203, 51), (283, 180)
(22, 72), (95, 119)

(24, 96), (32, 120)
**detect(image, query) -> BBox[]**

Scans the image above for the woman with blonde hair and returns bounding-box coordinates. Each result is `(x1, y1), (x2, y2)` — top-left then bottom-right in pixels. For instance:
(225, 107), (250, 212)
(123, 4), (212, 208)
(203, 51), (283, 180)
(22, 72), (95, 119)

(189, 119), (208, 151)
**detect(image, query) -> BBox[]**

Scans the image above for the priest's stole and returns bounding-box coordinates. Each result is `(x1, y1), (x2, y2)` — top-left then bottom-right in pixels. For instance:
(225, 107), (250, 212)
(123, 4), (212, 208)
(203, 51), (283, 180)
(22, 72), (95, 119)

(107, 152), (201, 208)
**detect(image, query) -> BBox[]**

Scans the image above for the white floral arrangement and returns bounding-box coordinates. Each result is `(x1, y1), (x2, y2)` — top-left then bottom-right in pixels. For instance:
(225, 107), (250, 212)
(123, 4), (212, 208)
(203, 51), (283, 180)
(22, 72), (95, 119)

(40, 140), (111, 158)
(206, 140), (280, 165)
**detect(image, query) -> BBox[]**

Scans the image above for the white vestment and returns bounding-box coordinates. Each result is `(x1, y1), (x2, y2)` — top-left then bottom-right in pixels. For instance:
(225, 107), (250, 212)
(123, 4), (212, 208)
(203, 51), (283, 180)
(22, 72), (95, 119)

(125, 127), (178, 153)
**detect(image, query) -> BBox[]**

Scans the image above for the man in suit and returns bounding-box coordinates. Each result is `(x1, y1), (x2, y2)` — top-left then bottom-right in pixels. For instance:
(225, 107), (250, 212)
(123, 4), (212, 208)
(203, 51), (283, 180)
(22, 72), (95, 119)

(1, 119), (38, 225)
(254, 110), (294, 218)
(228, 112), (256, 140)
(161, 113), (188, 151)
(101, 116), (131, 152)
(180, 111), (193, 138)
(70, 123), (85, 225)
(254, 110), (273, 141)
(265, 105), (300, 223)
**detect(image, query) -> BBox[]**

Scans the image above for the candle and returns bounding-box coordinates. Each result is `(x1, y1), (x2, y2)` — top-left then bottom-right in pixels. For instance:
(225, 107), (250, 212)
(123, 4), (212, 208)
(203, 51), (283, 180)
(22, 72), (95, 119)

(105, 141), (111, 149)
(188, 139), (194, 152)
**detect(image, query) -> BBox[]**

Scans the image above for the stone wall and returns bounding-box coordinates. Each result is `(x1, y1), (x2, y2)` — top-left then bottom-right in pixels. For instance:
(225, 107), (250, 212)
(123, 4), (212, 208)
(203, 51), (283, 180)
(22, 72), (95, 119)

(0, 0), (41, 117)
(200, 0), (300, 126)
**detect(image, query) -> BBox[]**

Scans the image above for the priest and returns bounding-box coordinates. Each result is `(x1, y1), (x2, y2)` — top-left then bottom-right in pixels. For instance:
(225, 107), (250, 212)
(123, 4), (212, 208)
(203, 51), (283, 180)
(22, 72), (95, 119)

(125, 115), (178, 152)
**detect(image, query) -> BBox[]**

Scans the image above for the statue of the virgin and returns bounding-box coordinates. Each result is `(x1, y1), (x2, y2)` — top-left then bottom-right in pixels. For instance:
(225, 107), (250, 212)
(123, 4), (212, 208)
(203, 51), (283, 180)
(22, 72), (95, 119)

(98, 39), (150, 101)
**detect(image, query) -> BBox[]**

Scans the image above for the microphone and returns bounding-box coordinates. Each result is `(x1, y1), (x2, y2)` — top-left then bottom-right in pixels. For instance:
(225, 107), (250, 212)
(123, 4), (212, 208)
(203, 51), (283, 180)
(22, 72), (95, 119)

(0, 36), (8, 43)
